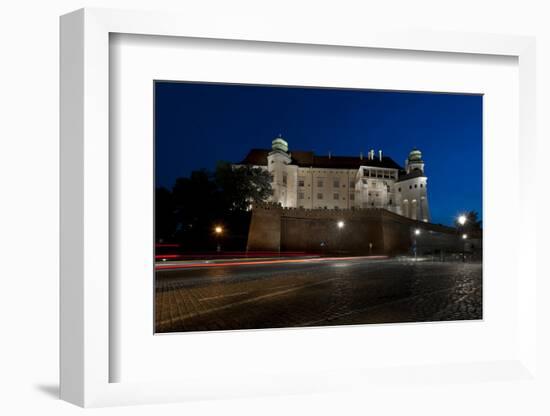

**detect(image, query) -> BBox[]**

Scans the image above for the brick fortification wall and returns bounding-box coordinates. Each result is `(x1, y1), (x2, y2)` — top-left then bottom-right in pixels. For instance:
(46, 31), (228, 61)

(246, 203), (282, 252)
(247, 203), (466, 255)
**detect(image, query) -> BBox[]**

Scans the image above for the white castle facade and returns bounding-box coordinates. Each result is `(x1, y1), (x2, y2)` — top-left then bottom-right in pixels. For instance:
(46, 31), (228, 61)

(237, 136), (430, 222)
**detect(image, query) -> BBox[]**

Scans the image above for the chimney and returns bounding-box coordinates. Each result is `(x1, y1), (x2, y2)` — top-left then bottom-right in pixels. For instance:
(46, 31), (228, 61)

(369, 149), (374, 160)
(379, 150), (382, 162)
(360, 151), (363, 160)
(328, 151), (331, 159)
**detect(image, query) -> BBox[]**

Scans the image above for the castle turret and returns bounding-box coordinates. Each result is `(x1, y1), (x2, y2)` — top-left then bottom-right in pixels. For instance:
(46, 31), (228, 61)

(267, 135), (293, 206)
(405, 148), (425, 174)
(398, 148), (430, 222)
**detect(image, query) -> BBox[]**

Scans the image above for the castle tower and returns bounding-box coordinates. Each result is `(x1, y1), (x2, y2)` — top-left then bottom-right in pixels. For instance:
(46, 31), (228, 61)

(267, 136), (292, 206)
(398, 148), (430, 222)
(405, 148), (425, 174)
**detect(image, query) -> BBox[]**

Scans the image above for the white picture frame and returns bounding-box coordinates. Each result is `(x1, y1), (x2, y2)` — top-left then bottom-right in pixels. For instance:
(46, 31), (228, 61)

(60, 8), (537, 407)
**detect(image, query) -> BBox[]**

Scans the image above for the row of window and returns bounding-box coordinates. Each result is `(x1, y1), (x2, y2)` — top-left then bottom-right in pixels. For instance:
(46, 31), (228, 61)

(397, 183), (426, 192)
(362, 168), (398, 179)
(297, 192), (355, 201)
(290, 177), (426, 192)
(297, 178), (355, 188)
(362, 201), (393, 208)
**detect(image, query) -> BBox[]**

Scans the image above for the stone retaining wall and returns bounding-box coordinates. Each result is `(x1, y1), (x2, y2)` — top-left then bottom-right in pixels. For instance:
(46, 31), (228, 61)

(247, 203), (473, 255)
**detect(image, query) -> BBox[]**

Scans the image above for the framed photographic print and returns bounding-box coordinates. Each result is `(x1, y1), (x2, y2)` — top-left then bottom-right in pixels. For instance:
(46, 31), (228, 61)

(60, 8), (538, 408)
(153, 81), (483, 334)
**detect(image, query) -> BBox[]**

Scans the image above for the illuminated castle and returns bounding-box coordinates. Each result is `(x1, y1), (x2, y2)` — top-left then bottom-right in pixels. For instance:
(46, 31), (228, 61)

(237, 136), (430, 222)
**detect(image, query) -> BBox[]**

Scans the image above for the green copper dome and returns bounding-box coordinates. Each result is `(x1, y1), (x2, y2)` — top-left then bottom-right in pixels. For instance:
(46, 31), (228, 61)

(272, 136), (289, 153)
(408, 148), (423, 162)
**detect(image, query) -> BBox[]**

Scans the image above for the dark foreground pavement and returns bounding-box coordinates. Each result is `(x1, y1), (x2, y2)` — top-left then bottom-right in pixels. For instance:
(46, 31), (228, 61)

(155, 257), (482, 333)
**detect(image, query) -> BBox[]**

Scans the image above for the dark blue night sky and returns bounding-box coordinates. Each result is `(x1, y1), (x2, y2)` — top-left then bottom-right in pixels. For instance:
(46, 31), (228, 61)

(155, 82), (482, 226)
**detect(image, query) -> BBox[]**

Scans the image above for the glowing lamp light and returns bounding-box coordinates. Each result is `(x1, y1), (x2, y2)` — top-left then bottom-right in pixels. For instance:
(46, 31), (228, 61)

(458, 215), (467, 226)
(415, 229), (421, 235)
(337, 220), (345, 229)
(462, 234), (468, 239)
(214, 226), (223, 234)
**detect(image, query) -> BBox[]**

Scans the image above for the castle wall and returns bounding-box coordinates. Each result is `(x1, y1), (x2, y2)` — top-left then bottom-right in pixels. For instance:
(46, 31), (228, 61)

(247, 203), (468, 255)
(246, 204), (282, 252)
(294, 167), (357, 209)
(280, 214), (385, 254)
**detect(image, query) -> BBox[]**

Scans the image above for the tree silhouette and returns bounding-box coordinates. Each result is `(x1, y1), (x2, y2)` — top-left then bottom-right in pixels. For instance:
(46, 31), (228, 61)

(215, 162), (273, 212)
(155, 187), (177, 242)
(156, 162), (272, 250)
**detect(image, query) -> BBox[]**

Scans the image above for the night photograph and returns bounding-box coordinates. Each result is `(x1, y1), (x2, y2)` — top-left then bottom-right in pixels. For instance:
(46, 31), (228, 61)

(154, 81), (483, 333)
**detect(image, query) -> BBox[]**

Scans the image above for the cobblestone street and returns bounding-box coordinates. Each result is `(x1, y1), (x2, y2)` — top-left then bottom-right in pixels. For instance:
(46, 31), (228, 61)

(155, 258), (482, 333)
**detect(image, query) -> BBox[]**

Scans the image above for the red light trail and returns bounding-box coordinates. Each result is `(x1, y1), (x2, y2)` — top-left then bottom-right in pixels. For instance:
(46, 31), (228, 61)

(155, 256), (388, 270)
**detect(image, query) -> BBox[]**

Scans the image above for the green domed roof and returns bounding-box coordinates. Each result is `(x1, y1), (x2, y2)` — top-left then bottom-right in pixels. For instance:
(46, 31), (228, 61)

(272, 136), (288, 153)
(408, 148), (423, 162)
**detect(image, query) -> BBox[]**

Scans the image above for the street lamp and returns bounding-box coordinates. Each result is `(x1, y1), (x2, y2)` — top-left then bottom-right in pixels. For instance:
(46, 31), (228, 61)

(214, 225), (223, 252)
(461, 233), (468, 262)
(336, 220), (344, 255)
(456, 215), (468, 262)
(413, 228), (421, 261)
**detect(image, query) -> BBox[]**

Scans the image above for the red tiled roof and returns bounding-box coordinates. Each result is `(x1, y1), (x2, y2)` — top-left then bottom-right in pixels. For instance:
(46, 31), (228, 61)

(239, 149), (403, 170)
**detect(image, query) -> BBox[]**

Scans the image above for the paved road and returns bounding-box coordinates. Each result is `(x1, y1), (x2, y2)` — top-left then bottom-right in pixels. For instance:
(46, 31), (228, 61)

(155, 257), (482, 333)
